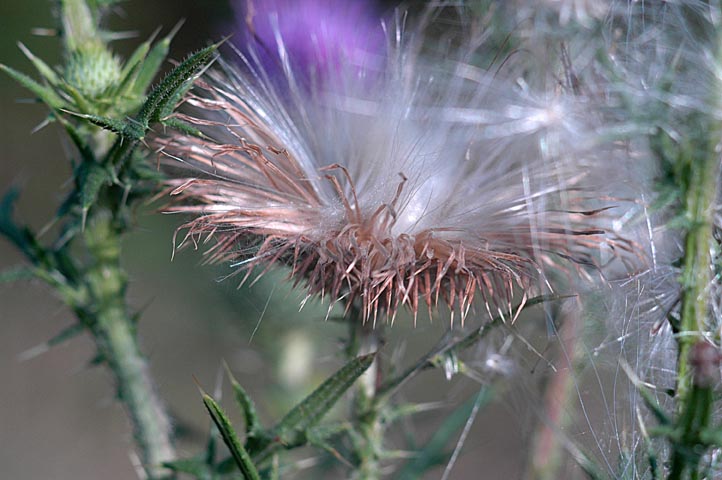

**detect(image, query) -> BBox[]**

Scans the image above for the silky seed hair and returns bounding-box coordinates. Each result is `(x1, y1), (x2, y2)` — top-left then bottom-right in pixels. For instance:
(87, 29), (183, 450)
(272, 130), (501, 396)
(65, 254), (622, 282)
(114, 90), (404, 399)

(155, 6), (639, 325)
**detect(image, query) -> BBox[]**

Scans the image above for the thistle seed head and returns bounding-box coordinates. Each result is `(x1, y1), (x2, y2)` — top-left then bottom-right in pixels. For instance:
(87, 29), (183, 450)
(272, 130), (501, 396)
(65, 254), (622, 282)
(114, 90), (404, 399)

(156, 7), (638, 325)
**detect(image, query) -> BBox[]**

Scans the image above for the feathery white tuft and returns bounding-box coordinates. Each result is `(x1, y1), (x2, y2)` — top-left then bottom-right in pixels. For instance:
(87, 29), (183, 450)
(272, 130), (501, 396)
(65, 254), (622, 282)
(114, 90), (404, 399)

(156, 7), (638, 325)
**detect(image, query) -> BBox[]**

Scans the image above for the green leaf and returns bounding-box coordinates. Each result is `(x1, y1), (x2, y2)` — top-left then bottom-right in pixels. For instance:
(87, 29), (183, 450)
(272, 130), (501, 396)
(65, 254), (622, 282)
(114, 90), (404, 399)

(60, 81), (94, 114)
(17, 42), (62, 87)
(118, 38), (151, 85)
(48, 322), (85, 347)
(137, 41), (220, 126)
(162, 458), (213, 479)
(1, 64), (66, 109)
(619, 360), (671, 426)
(76, 161), (112, 223)
(224, 364), (262, 436)
(397, 387), (493, 479)
(54, 114), (96, 165)
(132, 21), (183, 96)
(0, 189), (46, 265)
(271, 353), (376, 446)
(202, 393), (261, 480)
(701, 425), (722, 446)
(61, 0), (100, 52)
(305, 423), (352, 467)
(66, 111), (143, 139)
(161, 116), (206, 138)
(0, 266), (36, 283)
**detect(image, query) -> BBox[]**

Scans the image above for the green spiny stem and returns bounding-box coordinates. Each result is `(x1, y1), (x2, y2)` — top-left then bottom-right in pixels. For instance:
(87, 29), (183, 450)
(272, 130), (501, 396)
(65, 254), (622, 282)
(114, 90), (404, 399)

(348, 309), (384, 480)
(82, 213), (175, 479)
(668, 116), (720, 479)
(675, 150), (718, 408)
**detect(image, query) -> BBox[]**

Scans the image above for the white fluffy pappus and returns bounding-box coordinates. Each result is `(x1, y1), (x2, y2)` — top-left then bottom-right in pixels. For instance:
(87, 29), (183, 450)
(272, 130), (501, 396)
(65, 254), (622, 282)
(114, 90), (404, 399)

(156, 7), (640, 326)
(540, 2), (722, 475)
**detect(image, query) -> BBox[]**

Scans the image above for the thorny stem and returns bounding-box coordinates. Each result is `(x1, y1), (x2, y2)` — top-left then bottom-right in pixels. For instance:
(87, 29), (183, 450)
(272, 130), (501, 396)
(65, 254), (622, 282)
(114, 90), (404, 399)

(668, 137), (720, 479)
(347, 305), (384, 480)
(668, 18), (722, 473)
(2, 208), (176, 478)
(82, 214), (175, 478)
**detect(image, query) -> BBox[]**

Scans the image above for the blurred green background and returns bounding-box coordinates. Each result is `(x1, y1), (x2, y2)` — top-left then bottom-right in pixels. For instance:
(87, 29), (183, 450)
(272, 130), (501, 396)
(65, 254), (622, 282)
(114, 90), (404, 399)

(0, 1), (578, 479)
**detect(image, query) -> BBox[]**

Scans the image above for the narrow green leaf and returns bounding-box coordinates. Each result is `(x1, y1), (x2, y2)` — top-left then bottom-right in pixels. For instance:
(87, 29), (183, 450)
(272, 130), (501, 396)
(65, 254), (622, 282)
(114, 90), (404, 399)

(118, 40), (151, 86)
(162, 458), (213, 479)
(272, 353), (376, 446)
(60, 81), (94, 114)
(48, 322), (85, 347)
(397, 388), (493, 479)
(114, 55), (146, 99)
(74, 161), (111, 227)
(0, 189), (46, 265)
(54, 113), (96, 164)
(1, 64), (66, 109)
(701, 426), (722, 446)
(60, 0), (100, 52)
(66, 111), (142, 139)
(573, 454), (607, 480)
(269, 453), (280, 480)
(203, 393), (261, 480)
(133, 21), (183, 96)
(17, 42), (62, 86)
(137, 42), (219, 126)
(224, 364), (262, 436)
(619, 360), (671, 426)
(161, 116), (206, 138)
(81, 113), (129, 135)
(306, 423), (353, 467)
(0, 266), (36, 283)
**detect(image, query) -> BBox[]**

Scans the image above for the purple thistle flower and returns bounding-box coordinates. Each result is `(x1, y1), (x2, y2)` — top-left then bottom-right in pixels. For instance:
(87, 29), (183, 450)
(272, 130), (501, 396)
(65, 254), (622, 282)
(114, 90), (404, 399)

(232, 0), (385, 77)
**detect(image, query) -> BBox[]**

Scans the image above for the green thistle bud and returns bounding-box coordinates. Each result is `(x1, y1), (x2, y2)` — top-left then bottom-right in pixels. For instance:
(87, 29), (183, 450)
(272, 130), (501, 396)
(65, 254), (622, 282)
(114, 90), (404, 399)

(64, 43), (121, 98)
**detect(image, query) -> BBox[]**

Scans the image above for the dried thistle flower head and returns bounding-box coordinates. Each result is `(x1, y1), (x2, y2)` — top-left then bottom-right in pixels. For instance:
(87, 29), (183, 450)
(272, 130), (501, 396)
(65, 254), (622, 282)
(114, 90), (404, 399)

(156, 7), (635, 325)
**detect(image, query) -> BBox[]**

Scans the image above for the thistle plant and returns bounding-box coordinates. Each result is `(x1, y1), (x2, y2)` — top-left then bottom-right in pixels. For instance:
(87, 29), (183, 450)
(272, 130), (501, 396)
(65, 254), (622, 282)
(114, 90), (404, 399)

(1, 0), (218, 477)
(6, 1), (722, 479)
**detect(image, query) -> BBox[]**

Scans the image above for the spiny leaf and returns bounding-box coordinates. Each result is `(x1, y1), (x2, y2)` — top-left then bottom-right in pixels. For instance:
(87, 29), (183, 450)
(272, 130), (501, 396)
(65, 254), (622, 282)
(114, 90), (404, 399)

(224, 363), (262, 436)
(305, 423), (353, 467)
(161, 116), (207, 138)
(48, 322), (85, 347)
(132, 21), (183, 96)
(202, 393), (261, 480)
(60, 81), (94, 114)
(54, 113), (96, 164)
(137, 42), (220, 126)
(17, 42), (62, 86)
(0, 266), (36, 283)
(0, 189), (46, 264)
(1, 64), (66, 109)
(383, 402), (443, 425)
(272, 353), (376, 446)
(117, 37), (152, 87)
(114, 51), (148, 99)
(76, 161), (112, 224)
(65, 112), (134, 137)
